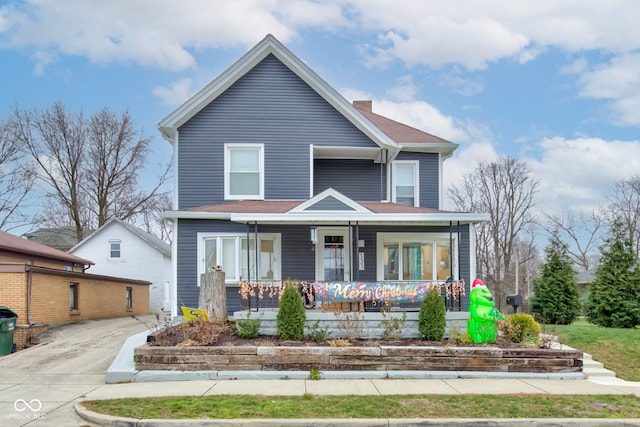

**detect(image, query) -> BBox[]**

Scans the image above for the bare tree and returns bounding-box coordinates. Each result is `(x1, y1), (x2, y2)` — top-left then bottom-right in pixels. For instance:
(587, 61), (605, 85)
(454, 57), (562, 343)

(606, 176), (640, 255)
(139, 192), (173, 244)
(11, 102), (171, 241)
(540, 209), (605, 272)
(0, 119), (34, 231)
(12, 103), (89, 240)
(85, 108), (171, 228)
(449, 157), (539, 311)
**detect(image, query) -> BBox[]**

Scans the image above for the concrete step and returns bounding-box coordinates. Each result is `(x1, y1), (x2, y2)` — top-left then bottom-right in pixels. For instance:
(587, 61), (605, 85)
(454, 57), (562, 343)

(583, 367), (617, 378)
(582, 358), (604, 369)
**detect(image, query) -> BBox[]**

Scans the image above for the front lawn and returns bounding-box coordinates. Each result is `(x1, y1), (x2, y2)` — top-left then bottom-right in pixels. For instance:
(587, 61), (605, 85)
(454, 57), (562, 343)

(82, 394), (640, 420)
(545, 318), (640, 381)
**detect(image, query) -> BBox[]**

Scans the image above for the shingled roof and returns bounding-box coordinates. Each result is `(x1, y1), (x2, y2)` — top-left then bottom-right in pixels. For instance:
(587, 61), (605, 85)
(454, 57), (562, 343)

(0, 230), (92, 265)
(353, 100), (453, 145)
(186, 199), (449, 215)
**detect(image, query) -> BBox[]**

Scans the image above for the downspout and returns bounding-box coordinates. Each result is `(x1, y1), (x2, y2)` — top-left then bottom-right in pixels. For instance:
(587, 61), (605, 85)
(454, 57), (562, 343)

(26, 265), (33, 324)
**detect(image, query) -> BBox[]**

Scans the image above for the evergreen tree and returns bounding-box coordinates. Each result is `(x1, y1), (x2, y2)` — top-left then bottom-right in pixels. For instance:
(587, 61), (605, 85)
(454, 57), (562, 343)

(587, 221), (640, 328)
(418, 288), (446, 341)
(531, 232), (580, 324)
(276, 282), (306, 340)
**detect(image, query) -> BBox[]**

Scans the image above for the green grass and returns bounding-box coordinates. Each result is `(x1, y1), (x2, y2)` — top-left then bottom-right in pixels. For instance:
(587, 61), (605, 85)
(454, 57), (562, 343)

(83, 394), (640, 420)
(544, 318), (640, 381)
(83, 319), (640, 420)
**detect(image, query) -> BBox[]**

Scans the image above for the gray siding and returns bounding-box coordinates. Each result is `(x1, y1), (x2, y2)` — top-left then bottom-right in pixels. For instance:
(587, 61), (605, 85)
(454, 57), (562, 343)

(176, 219), (470, 313)
(177, 54), (380, 208)
(395, 152), (440, 209)
(314, 159), (384, 201)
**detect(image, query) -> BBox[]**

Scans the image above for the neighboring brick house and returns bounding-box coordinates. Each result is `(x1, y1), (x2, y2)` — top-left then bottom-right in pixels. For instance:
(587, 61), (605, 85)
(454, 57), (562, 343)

(69, 217), (172, 316)
(0, 230), (149, 349)
(159, 34), (488, 318)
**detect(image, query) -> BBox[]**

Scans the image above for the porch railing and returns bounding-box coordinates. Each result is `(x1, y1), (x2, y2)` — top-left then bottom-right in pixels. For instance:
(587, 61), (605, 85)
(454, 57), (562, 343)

(239, 279), (466, 312)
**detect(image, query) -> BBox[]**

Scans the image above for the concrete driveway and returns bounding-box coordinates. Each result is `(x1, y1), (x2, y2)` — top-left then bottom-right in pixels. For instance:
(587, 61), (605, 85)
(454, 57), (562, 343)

(0, 315), (156, 426)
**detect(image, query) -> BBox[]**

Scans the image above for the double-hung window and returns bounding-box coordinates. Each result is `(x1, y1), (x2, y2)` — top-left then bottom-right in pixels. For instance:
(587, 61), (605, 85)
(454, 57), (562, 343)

(377, 233), (455, 281)
(199, 233), (280, 283)
(392, 161), (419, 206)
(224, 143), (264, 200)
(109, 240), (121, 258)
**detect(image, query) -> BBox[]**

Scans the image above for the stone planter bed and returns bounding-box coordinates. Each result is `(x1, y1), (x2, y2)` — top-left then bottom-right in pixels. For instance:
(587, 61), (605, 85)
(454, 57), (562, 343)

(133, 310), (583, 377)
(134, 344), (583, 374)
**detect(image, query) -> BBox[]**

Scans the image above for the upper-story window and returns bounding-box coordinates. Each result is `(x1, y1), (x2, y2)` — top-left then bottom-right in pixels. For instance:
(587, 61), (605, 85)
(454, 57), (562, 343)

(224, 143), (264, 200)
(392, 161), (419, 206)
(109, 240), (121, 258)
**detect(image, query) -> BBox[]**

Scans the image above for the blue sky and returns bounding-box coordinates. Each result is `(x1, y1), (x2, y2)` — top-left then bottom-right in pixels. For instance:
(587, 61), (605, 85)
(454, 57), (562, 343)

(2, 0), (640, 221)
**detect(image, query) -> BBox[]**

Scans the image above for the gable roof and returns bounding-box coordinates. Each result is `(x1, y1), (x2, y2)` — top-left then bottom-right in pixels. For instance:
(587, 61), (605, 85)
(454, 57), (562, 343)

(69, 218), (171, 257)
(158, 34), (399, 155)
(0, 230), (92, 265)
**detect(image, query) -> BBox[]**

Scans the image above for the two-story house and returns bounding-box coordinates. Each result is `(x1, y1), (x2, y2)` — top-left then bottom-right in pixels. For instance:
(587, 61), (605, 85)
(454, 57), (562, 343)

(159, 34), (487, 318)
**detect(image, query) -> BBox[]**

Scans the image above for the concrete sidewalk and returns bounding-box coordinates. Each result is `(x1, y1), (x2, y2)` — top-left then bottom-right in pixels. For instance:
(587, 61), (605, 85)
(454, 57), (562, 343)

(2, 319), (640, 426)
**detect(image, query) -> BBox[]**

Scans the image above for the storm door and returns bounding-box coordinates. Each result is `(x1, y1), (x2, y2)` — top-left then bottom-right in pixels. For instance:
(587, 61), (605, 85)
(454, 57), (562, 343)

(315, 228), (350, 281)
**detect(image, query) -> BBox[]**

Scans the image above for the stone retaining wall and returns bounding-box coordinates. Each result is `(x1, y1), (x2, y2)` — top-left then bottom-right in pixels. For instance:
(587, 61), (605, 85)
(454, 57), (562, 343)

(134, 344), (583, 373)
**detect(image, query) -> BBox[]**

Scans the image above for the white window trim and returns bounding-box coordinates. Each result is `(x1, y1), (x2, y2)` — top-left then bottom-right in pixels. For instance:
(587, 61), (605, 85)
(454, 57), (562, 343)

(391, 160), (419, 206)
(376, 232), (457, 281)
(109, 240), (122, 259)
(224, 143), (265, 200)
(197, 232), (281, 285)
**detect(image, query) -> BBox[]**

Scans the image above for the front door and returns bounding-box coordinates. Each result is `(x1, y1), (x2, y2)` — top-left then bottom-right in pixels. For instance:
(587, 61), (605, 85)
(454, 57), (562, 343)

(315, 228), (350, 281)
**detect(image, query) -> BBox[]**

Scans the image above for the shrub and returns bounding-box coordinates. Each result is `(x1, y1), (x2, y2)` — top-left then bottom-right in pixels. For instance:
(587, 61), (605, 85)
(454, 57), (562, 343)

(277, 282), (306, 340)
(418, 288), (446, 341)
(234, 312), (261, 339)
(502, 313), (541, 344)
(334, 312), (364, 340)
(306, 320), (330, 342)
(379, 309), (407, 340)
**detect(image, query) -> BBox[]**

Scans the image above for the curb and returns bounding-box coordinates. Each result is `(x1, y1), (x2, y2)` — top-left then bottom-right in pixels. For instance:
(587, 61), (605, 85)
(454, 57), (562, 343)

(74, 404), (640, 427)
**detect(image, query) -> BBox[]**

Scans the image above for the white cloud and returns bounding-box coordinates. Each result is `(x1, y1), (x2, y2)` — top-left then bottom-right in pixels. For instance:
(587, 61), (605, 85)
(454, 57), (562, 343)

(439, 68), (484, 96)
(3, 0), (640, 129)
(525, 136), (640, 215)
(442, 142), (500, 210)
(385, 75), (419, 101)
(577, 53), (640, 125)
(153, 78), (194, 107)
(373, 99), (471, 143)
(0, 0), (297, 72)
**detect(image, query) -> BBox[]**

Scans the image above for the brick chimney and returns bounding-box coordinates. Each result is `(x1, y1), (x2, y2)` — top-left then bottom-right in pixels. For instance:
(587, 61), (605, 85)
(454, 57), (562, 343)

(353, 100), (372, 112)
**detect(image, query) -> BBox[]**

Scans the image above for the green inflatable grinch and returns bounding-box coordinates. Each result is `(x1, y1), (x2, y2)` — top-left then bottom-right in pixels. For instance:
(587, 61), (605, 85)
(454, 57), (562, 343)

(468, 278), (504, 343)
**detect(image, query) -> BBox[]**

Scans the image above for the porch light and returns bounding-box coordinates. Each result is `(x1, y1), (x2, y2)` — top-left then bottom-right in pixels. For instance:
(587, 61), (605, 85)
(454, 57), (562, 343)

(310, 227), (317, 244)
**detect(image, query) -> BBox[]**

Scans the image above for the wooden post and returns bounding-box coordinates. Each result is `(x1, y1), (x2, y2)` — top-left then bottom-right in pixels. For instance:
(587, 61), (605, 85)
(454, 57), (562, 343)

(199, 270), (227, 321)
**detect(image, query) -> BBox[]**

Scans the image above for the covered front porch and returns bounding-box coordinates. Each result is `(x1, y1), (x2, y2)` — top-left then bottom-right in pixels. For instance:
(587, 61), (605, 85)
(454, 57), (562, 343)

(166, 189), (488, 317)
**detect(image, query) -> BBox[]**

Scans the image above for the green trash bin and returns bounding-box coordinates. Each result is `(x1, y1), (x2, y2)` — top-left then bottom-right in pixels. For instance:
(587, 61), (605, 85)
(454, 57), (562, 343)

(0, 307), (18, 355)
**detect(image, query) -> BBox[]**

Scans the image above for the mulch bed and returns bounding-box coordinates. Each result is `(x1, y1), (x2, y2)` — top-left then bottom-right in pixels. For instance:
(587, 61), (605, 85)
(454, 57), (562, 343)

(147, 320), (530, 348)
